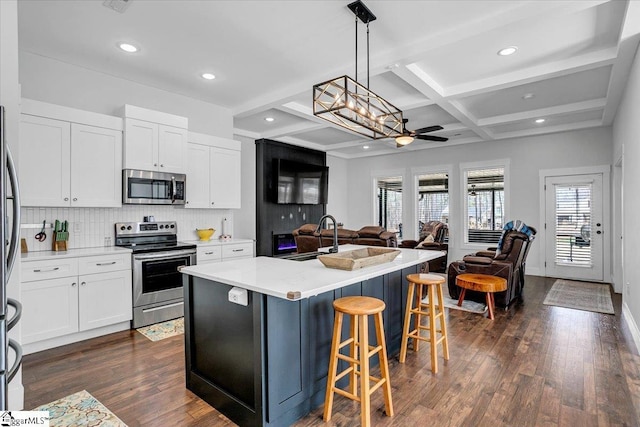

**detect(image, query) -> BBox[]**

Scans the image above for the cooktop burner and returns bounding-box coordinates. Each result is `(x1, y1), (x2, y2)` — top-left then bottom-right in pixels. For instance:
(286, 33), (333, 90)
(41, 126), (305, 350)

(115, 221), (196, 253)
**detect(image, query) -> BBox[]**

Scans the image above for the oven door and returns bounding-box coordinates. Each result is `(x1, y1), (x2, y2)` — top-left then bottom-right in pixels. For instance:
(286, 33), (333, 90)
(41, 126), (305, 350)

(132, 249), (196, 307)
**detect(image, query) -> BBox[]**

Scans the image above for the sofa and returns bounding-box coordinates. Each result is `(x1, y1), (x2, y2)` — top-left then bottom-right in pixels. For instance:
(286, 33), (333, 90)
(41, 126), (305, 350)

(292, 224), (397, 253)
(447, 226), (536, 308)
(398, 221), (449, 273)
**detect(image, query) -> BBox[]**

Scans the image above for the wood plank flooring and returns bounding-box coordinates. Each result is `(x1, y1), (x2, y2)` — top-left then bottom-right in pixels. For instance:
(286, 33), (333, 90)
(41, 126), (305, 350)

(22, 276), (640, 426)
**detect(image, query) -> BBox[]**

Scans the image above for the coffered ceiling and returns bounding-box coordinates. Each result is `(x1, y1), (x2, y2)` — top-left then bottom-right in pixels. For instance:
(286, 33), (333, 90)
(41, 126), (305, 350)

(17, 1), (640, 158)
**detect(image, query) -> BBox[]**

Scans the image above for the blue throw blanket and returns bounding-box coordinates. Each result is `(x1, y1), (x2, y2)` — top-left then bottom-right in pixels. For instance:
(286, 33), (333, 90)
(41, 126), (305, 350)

(496, 220), (535, 256)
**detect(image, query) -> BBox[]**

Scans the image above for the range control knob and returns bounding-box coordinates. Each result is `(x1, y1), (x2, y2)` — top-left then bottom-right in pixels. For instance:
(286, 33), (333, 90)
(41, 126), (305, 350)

(120, 226), (126, 231)
(170, 224), (175, 228)
(127, 225), (132, 230)
(159, 224), (164, 229)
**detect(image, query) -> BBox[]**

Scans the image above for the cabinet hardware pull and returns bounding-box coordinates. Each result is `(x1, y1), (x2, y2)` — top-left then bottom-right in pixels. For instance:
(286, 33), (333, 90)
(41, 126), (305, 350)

(64, 197), (69, 201)
(72, 282), (76, 287)
(96, 261), (117, 266)
(81, 282), (86, 286)
(73, 197), (77, 201)
(161, 164), (164, 167)
(154, 163), (157, 167)
(204, 252), (214, 255)
(232, 249), (244, 252)
(34, 267), (60, 273)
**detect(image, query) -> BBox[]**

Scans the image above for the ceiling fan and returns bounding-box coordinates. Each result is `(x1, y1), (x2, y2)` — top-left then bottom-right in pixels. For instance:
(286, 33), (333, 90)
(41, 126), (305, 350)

(395, 119), (448, 148)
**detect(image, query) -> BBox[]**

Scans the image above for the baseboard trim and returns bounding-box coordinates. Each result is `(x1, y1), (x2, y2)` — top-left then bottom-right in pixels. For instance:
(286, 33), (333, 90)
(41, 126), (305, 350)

(622, 301), (640, 355)
(23, 322), (131, 355)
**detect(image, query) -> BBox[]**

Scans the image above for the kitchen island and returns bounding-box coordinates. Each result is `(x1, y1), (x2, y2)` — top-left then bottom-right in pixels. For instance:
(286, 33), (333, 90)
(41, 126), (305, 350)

(180, 245), (444, 427)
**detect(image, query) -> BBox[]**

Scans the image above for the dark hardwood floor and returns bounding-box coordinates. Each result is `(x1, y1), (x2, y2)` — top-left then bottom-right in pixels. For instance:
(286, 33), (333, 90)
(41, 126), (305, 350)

(23, 276), (640, 426)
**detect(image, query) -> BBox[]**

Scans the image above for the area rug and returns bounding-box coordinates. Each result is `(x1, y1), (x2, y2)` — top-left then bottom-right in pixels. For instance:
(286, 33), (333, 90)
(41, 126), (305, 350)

(422, 295), (488, 314)
(135, 317), (184, 341)
(543, 279), (614, 314)
(33, 389), (127, 427)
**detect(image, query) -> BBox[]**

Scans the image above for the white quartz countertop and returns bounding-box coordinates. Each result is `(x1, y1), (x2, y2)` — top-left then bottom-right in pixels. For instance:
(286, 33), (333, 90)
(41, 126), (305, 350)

(182, 238), (254, 247)
(180, 244), (444, 300)
(21, 246), (132, 262)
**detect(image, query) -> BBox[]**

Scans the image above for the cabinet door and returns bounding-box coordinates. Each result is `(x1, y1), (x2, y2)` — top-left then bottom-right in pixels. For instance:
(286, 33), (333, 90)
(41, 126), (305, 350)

(19, 115), (71, 207)
(21, 277), (79, 344)
(158, 124), (187, 173)
(71, 124), (122, 207)
(79, 270), (132, 331)
(210, 147), (241, 209)
(124, 118), (158, 171)
(185, 143), (210, 208)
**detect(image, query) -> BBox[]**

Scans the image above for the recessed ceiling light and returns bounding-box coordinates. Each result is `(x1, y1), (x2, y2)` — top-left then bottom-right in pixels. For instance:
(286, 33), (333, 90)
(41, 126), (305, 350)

(201, 73), (216, 80)
(118, 42), (139, 53)
(264, 117), (275, 122)
(522, 93), (535, 100)
(497, 46), (518, 56)
(363, 145), (369, 149)
(535, 118), (546, 124)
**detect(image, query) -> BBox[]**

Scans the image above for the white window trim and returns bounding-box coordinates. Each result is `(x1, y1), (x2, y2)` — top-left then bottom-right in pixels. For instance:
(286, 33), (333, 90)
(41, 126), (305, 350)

(460, 158), (510, 250)
(371, 168), (406, 229)
(410, 164), (453, 243)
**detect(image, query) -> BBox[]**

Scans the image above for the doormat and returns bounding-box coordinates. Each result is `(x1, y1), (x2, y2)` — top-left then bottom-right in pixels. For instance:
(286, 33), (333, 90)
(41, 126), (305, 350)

(543, 279), (614, 314)
(33, 389), (127, 427)
(135, 317), (184, 341)
(422, 295), (488, 314)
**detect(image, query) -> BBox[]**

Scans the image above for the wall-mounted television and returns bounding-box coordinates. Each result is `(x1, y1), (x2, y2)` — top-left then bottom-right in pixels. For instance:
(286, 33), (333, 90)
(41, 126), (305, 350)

(274, 159), (328, 205)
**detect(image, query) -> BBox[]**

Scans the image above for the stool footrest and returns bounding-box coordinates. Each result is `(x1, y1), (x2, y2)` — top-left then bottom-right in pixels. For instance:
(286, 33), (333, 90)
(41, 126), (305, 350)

(338, 337), (355, 350)
(333, 387), (361, 402)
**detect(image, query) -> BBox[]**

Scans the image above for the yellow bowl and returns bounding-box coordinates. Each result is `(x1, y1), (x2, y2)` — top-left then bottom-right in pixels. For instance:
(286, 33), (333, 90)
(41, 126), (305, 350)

(196, 228), (215, 241)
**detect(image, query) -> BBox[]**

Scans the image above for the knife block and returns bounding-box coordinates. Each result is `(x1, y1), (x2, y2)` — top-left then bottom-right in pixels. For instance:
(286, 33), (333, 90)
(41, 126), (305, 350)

(52, 238), (67, 251)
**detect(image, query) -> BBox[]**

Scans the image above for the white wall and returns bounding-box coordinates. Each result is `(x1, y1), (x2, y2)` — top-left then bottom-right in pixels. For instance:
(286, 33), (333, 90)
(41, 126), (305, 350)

(612, 43), (640, 348)
(1, 0), (24, 410)
(345, 127), (613, 276)
(326, 155), (349, 227)
(234, 134), (256, 240)
(20, 52), (233, 137)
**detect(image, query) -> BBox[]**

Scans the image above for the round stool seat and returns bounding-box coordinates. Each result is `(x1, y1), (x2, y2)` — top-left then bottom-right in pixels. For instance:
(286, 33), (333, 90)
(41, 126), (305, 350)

(406, 273), (446, 286)
(456, 273), (507, 293)
(333, 296), (386, 316)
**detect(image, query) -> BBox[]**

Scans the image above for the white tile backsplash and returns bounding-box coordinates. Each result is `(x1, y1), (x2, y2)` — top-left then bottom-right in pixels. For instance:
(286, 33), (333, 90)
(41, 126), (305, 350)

(20, 206), (234, 252)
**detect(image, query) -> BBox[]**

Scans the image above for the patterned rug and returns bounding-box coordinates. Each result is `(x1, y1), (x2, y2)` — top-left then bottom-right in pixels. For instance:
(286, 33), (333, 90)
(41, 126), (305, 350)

(33, 390), (127, 427)
(423, 295), (488, 314)
(544, 279), (614, 314)
(135, 317), (184, 341)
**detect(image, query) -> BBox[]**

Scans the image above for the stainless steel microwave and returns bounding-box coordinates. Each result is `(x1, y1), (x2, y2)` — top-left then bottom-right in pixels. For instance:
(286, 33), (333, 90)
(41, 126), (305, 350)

(123, 169), (186, 205)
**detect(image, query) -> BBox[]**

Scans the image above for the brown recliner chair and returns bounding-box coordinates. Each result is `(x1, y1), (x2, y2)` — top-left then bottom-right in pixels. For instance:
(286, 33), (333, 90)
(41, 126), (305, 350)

(447, 228), (536, 308)
(398, 221), (448, 273)
(352, 226), (397, 247)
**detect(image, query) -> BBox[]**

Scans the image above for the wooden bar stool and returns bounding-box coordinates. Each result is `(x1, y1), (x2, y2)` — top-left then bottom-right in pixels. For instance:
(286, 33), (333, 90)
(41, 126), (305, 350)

(399, 273), (449, 374)
(323, 296), (393, 427)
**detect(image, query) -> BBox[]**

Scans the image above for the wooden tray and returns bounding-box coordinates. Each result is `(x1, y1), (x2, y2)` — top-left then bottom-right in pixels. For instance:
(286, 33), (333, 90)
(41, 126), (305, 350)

(318, 247), (401, 271)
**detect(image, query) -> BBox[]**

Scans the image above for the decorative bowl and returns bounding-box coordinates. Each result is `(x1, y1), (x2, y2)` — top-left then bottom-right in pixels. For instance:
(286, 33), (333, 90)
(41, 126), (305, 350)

(196, 228), (215, 241)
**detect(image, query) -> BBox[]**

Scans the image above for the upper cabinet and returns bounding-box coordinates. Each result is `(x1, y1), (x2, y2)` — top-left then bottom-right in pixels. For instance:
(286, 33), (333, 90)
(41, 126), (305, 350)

(19, 99), (123, 208)
(122, 105), (188, 174)
(186, 132), (241, 209)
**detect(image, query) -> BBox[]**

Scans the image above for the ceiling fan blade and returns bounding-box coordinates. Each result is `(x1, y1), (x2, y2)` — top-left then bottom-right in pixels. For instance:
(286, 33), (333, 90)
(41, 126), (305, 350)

(415, 134), (448, 142)
(413, 125), (444, 134)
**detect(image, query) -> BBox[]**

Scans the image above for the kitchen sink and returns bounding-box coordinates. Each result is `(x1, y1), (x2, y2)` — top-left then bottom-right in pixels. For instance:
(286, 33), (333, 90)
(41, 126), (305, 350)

(279, 251), (323, 261)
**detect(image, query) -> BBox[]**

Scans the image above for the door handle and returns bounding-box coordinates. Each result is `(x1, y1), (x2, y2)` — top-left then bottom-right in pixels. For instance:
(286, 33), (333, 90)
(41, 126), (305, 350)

(596, 230), (602, 235)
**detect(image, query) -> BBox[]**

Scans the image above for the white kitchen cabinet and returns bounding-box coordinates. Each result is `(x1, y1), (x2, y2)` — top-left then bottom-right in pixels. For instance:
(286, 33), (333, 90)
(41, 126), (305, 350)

(222, 241), (254, 259)
(186, 132), (241, 209)
(122, 106), (188, 174)
(21, 252), (132, 350)
(195, 240), (254, 265)
(196, 245), (222, 264)
(210, 146), (241, 209)
(19, 100), (123, 208)
(19, 115), (71, 207)
(21, 276), (79, 344)
(70, 123), (122, 207)
(79, 270), (132, 331)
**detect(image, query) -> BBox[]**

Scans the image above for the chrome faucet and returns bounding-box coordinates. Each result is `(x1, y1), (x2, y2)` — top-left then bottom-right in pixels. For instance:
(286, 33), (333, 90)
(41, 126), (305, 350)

(316, 214), (339, 253)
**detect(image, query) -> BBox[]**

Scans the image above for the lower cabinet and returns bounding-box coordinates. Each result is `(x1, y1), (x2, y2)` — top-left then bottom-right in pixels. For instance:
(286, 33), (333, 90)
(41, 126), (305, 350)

(21, 253), (132, 347)
(196, 240), (254, 265)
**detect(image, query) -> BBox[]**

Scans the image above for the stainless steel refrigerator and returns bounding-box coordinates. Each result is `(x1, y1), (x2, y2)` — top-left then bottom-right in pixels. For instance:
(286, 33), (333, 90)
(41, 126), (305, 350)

(0, 105), (23, 410)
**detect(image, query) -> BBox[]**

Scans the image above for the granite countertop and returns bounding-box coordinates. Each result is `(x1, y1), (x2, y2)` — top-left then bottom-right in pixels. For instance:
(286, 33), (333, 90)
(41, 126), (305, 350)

(180, 244), (444, 301)
(21, 246), (133, 262)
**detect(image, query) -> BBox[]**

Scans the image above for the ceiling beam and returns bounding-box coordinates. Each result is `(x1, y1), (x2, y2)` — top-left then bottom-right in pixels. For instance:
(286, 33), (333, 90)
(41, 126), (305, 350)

(477, 98), (607, 127)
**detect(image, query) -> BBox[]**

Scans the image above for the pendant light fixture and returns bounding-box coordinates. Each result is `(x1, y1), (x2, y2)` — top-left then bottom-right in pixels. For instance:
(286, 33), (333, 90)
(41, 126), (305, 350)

(313, 0), (404, 140)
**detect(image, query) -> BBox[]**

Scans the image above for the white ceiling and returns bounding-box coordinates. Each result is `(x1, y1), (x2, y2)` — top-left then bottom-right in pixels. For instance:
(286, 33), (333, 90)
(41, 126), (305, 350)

(17, 0), (640, 158)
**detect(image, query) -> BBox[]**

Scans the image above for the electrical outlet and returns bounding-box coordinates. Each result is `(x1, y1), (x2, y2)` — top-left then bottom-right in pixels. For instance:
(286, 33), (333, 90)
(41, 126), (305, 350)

(228, 287), (248, 306)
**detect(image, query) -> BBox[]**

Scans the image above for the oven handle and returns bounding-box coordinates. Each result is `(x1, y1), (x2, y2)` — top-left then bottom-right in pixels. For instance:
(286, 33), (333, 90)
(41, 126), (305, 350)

(171, 176), (176, 204)
(133, 249), (196, 261)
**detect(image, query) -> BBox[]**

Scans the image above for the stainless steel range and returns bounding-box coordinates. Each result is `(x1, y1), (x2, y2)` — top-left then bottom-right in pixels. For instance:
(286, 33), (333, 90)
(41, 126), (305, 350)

(115, 221), (196, 328)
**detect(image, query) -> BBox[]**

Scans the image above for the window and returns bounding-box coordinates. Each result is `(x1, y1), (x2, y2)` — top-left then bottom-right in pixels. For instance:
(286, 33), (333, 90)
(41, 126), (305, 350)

(464, 166), (506, 244)
(417, 172), (449, 236)
(376, 176), (402, 238)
